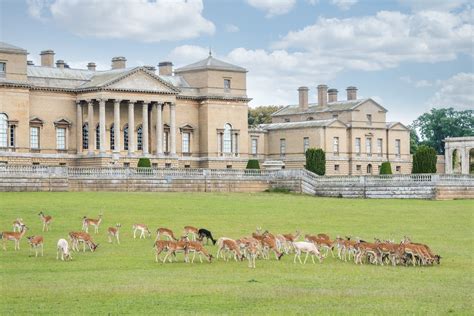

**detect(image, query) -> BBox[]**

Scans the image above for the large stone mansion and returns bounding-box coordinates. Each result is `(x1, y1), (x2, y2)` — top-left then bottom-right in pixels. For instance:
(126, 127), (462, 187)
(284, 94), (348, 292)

(0, 42), (410, 174)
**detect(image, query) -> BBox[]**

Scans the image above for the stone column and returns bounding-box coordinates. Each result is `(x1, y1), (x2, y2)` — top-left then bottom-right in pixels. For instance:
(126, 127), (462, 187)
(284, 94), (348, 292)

(128, 100), (135, 155)
(445, 147), (452, 174)
(142, 102), (149, 154)
(76, 101), (82, 154)
(461, 147), (468, 174)
(99, 99), (106, 154)
(87, 100), (94, 155)
(113, 100), (121, 153)
(169, 102), (177, 156)
(156, 103), (163, 156)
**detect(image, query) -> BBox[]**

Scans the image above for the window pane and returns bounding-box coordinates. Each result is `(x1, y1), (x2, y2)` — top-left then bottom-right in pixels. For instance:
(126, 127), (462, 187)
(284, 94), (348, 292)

(251, 139), (257, 154)
(56, 128), (66, 150)
(182, 132), (190, 153)
(280, 139), (286, 155)
(82, 124), (88, 149)
(223, 124), (232, 153)
(9, 126), (15, 147)
(95, 125), (100, 150)
(333, 137), (339, 153)
(395, 139), (401, 156)
(0, 113), (7, 147)
(30, 127), (39, 149)
(110, 124), (115, 150)
(137, 126), (143, 150)
(303, 137), (309, 153)
(124, 126), (129, 150)
(355, 138), (361, 154)
(366, 138), (372, 155)
(377, 138), (383, 155)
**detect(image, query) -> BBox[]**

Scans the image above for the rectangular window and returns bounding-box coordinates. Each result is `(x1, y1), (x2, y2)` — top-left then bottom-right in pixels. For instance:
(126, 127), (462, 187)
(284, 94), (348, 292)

(303, 137), (309, 153)
(396, 166), (401, 172)
(9, 126), (15, 147)
(226, 165), (232, 169)
(224, 79), (231, 92)
(366, 137), (372, 157)
(333, 137), (339, 154)
(355, 137), (361, 155)
(377, 138), (383, 156)
(395, 139), (401, 157)
(251, 138), (258, 155)
(356, 165), (361, 171)
(30, 127), (39, 149)
(280, 139), (286, 157)
(0, 62), (5, 77)
(334, 164), (340, 171)
(184, 164), (191, 169)
(367, 114), (372, 125)
(182, 132), (190, 153)
(56, 128), (66, 150)
(164, 132), (169, 153)
(165, 163), (171, 168)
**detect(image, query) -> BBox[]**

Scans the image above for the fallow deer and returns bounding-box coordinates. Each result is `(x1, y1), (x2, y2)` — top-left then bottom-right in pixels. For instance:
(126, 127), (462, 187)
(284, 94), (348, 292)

(82, 214), (103, 234)
(154, 240), (173, 263)
(246, 243), (259, 268)
(27, 235), (44, 257)
(293, 241), (323, 264)
(12, 218), (24, 232)
(261, 235), (284, 260)
(38, 211), (52, 232)
(56, 238), (72, 261)
(155, 227), (178, 241)
(133, 224), (151, 239)
(221, 239), (244, 262)
(185, 240), (213, 263)
(197, 228), (217, 245)
(183, 226), (199, 241)
(305, 234), (335, 258)
(1, 224), (28, 250)
(108, 224), (121, 244)
(69, 231), (99, 252)
(216, 237), (234, 260)
(162, 239), (189, 263)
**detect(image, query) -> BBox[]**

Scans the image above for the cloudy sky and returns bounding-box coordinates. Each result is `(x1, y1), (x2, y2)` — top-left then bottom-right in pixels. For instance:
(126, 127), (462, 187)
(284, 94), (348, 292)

(1, 0), (472, 124)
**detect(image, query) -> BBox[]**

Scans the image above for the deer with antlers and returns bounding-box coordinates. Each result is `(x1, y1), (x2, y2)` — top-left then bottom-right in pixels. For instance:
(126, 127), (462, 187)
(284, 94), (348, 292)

(69, 232), (99, 252)
(82, 214), (103, 234)
(133, 224), (151, 239)
(155, 227), (178, 241)
(38, 211), (52, 232)
(27, 236), (44, 257)
(12, 218), (24, 232)
(108, 224), (121, 244)
(1, 224), (28, 250)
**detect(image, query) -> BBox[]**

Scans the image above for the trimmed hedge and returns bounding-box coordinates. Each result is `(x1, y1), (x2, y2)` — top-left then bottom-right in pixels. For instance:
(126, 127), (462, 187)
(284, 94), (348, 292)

(379, 162), (392, 175)
(246, 159), (260, 169)
(412, 145), (437, 174)
(305, 148), (325, 175)
(137, 158), (151, 168)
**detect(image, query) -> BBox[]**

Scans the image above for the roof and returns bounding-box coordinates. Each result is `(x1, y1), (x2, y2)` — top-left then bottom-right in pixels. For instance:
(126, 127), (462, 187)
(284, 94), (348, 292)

(258, 119), (343, 131)
(175, 55), (246, 73)
(0, 42), (27, 54)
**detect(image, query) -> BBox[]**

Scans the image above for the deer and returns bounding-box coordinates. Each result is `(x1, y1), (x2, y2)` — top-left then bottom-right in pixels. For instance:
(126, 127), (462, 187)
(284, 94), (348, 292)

(246, 242), (259, 269)
(197, 228), (217, 245)
(56, 238), (72, 261)
(183, 226), (199, 241)
(216, 237), (235, 260)
(237, 236), (264, 259)
(107, 223), (121, 244)
(38, 211), (52, 232)
(261, 235), (284, 260)
(69, 232), (99, 252)
(27, 236), (44, 257)
(221, 239), (244, 262)
(155, 227), (178, 241)
(305, 234), (335, 258)
(162, 239), (189, 263)
(12, 218), (24, 232)
(293, 241), (323, 264)
(133, 224), (151, 239)
(82, 214), (103, 234)
(184, 238), (213, 263)
(354, 241), (382, 265)
(154, 240), (173, 263)
(1, 224), (28, 250)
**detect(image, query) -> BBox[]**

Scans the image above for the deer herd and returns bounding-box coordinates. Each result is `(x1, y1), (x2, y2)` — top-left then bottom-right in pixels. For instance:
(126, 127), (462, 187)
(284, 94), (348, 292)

(1, 215), (441, 268)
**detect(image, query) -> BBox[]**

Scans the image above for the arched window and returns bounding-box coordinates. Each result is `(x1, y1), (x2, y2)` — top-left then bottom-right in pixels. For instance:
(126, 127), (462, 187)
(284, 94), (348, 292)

(110, 124), (115, 150)
(137, 125), (143, 151)
(123, 124), (129, 151)
(367, 164), (373, 174)
(223, 123), (232, 154)
(0, 113), (7, 148)
(82, 123), (89, 150)
(95, 124), (100, 150)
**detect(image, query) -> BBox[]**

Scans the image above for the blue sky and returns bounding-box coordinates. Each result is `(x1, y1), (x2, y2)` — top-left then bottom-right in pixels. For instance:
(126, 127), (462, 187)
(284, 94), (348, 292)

(1, 0), (472, 124)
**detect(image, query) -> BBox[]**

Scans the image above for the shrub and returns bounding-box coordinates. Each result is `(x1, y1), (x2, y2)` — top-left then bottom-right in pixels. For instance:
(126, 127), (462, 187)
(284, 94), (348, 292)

(246, 159), (260, 169)
(379, 162), (392, 175)
(137, 158), (151, 168)
(412, 145), (437, 174)
(305, 148), (326, 175)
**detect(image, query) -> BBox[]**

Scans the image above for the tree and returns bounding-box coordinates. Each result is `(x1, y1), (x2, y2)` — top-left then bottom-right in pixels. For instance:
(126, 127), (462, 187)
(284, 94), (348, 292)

(137, 158), (151, 168)
(412, 145), (437, 174)
(305, 148), (325, 175)
(248, 105), (283, 127)
(246, 159), (260, 169)
(379, 162), (392, 175)
(408, 126), (419, 154)
(411, 108), (473, 154)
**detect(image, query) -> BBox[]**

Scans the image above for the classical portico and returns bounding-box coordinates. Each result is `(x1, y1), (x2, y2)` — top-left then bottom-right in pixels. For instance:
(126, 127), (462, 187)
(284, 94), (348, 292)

(444, 137), (474, 175)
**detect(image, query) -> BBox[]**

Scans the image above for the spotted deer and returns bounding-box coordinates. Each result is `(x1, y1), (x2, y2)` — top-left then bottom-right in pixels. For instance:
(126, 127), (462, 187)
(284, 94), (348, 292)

(27, 235), (44, 257)
(107, 224), (121, 244)
(183, 226), (199, 241)
(12, 218), (24, 232)
(185, 239), (213, 263)
(155, 228), (178, 241)
(38, 211), (52, 232)
(82, 214), (103, 234)
(1, 224), (28, 250)
(133, 224), (151, 239)
(69, 232), (99, 252)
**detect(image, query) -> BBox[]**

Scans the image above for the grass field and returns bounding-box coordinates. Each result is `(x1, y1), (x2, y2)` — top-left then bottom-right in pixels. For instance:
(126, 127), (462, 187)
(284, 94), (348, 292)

(0, 192), (472, 315)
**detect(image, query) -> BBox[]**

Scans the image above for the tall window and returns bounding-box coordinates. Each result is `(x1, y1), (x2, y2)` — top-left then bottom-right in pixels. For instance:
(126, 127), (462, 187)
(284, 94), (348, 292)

(0, 113), (7, 147)
(395, 139), (401, 157)
(123, 125), (129, 151)
(355, 137), (361, 156)
(30, 127), (39, 149)
(224, 79), (231, 92)
(366, 137), (372, 157)
(0, 62), (5, 78)
(251, 138), (258, 155)
(164, 131), (169, 153)
(95, 124), (100, 150)
(137, 125), (143, 151)
(56, 128), (66, 150)
(377, 138), (383, 156)
(367, 114), (372, 125)
(82, 123), (89, 149)
(303, 137), (309, 153)
(223, 123), (232, 154)
(182, 132), (190, 153)
(280, 139), (286, 157)
(110, 124), (115, 150)
(333, 137), (339, 154)
(9, 125), (15, 147)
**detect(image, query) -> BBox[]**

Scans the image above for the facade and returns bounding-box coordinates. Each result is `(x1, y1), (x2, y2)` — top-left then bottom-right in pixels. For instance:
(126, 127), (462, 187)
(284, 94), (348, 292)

(249, 85), (411, 175)
(0, 42), (250, 168)
(444, 137), (474, 174)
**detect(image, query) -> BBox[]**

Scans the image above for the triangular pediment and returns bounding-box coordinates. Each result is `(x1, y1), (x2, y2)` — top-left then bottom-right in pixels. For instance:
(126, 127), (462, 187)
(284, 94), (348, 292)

(106, 69), (179, 93)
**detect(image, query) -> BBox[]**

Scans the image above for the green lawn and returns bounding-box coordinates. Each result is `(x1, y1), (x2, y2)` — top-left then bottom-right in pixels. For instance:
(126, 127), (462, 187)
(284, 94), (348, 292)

(0, 192), (472, 315)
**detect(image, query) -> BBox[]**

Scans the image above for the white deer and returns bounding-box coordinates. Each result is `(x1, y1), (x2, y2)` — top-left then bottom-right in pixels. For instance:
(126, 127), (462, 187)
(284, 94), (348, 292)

(56, 238), (72, 261)
(293, 241), (323, 264)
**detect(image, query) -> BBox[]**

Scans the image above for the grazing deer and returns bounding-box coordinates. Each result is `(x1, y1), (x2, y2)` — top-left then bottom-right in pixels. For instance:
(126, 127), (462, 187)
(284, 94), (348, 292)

(162, 239), (189, 263)
(183, 226), (199, 241)
(221, 239), (244, 262)
(27, 236), (44, 257)
(1, 224), (28, 250)
(12, 218), (24, 232)
(38, 211), (52, 232)
(293, 241), (323, 264)
(155, 228), (178, 241)
(154, 240), (173, 263)
(185, 240), (213, 263)
(82, 214), (103, 233)
(305, 234), (335, 258)
(56, 238), (72, 261)
(133, 224), (151, 239)
(197, 228), (217, 245)
(69, 232), (99, 252)
(216, 237), (234, 260)
(108, 224), (121, 244)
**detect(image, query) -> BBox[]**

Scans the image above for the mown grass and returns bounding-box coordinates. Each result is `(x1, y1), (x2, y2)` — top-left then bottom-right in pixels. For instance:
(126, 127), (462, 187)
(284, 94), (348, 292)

(0, 192), (472, 315)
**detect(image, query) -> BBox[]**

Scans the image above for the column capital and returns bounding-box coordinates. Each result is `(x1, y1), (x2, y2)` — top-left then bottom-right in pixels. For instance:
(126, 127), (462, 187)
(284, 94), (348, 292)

(114, 99), (121, 104)
(99, 98), (106, 105)
(169, 102), (176, 107)
(75, 100), (82, 105)
(128, 100), (137, 104)
(87, 99), (94, 105)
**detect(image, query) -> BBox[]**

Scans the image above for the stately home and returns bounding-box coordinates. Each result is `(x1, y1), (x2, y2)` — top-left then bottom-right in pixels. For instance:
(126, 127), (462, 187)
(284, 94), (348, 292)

(0, 41), (410, 174)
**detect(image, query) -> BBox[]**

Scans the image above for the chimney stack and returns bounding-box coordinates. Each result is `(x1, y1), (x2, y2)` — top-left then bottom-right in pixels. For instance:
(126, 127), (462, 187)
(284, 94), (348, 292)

(111, 57), (126, 69)
(298, 86), (309, 110)
(328, 88), (338, 103)
(346, 86), (358, 101)
(317, 84), (328, 108)
(87, 62), (96, 71)
(40, 49), (55, 67)
(56, 60), (66, 69)
(158, 61), (173, 76)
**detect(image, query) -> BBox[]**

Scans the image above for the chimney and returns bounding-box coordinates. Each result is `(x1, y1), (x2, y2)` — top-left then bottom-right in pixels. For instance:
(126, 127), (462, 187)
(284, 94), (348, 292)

(298, 86), (309, 110)
(111, 56), (126, 69)
(317, 84), (328, 108)
(144, 65), (156, 72)
(27, 60), (34, 66)
(346, 86), (358, 100)
(40, 49), (55, 67)
(158, 61), (173, 76)
(56, 60), (66, 69)
(87, 62), (96, 71)
(328, 88), (338, 103)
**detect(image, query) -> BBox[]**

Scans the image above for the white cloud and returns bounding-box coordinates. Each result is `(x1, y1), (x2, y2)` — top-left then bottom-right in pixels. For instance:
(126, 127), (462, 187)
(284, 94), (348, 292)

(330, 0), (358, 10)
(169, 45), (210, 66)
(400, 76), (433, 88)
(225, 24), (240, 33)
(428, 73), (474, 110)
(398, 0), (470, 11)
(246, 0), (296, 17)
(27, 0), (215, 42)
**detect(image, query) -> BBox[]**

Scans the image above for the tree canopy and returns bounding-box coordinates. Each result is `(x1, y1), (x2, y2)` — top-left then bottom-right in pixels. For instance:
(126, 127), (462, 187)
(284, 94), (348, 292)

(412, 145), (437, 174)
(248, 105), (283, 127)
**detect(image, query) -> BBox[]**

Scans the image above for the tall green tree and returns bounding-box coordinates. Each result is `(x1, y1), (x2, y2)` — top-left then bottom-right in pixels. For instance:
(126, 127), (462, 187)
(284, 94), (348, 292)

(412, 145), (437, 174)
(248, 105), (283, 127)
(305, 148), (326, 176)
(411, 108), (473, 154)
(408, 126), (420, 154)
